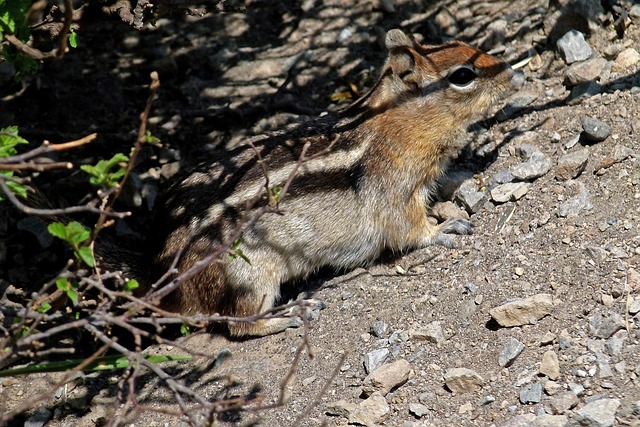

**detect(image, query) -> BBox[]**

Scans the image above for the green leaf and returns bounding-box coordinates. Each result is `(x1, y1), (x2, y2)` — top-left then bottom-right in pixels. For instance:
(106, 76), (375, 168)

(69, 29), (78, 48)
(66, 288), (78, 304)
(0, 126), (28, 157)
(0, 171), (27, 202)
(48, 221), (90, 246)
(124, 279), (139, 293)
(145, 131), (161, 145)
(56, 277), (70, 292)
(180, 323), (191, 336)
(48, 222), (68, 240)
(36, 301), (51, 313)
(76, 246), (95, 267)
(81, 153), (129, 188)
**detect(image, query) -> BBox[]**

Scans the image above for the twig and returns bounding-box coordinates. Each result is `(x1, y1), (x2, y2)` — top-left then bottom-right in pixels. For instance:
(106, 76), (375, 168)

(0, 133), (97, 164)
(0, 161), (72, 171)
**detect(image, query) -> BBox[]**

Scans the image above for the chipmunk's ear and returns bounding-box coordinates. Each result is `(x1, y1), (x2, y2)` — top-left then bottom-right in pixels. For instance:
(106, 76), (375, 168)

(385, 29), (419, 88)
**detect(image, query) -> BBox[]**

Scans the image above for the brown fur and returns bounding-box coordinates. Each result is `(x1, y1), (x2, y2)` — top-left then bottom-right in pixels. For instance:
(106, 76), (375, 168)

(139, 29), (519, 337)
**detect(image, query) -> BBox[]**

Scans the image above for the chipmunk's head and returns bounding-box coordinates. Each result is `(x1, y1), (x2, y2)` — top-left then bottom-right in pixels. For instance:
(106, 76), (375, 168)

(369, 29), (519, 125)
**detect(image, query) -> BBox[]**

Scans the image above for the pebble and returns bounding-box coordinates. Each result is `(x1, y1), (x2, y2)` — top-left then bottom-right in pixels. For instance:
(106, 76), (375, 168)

(370, 320), (390, 338)
(581, 116), (611, 143)
(454, 180), (486, 214)
(544, 380), (562, 396)
(567, 398), (620, 427)
(588, 313), (625, 339)
(492, 170), (515, 185)
(497, 91), (538, 121)
(534, 414), (569, 427)
(491, 182), (530, 203)
(355, 392), (390, 425)
(549, 391), (579, 414)
(612, 48), (640, 72)
(430, 201), (470, 222)
(564, 57), (607, 86)
(362, 359), (411, 397)
(23, 408), (52, 427)
(556, 148), (590, 181)
(568, 81), (602, 105)
(557, 30), (592, 64)
(364, 348), (390, 374)
(539, 331), (556, 345)
(557, 186), (592, 217)
(540, 349), (560, 380)
(409, 321), (445, 345)
(628, 297), (640, 315)
(443, 367), (484, 393)
(408, 402), (430, 418)
(510, 151), (552, 181)
(498, 337), (525, 367)
(388, 330), (409, 345)
(489, 294), (553, 327)
(519, 382), (542, 404)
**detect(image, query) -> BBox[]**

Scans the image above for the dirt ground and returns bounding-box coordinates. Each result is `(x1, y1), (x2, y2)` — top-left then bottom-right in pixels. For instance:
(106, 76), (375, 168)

(1, 0), (640, 426)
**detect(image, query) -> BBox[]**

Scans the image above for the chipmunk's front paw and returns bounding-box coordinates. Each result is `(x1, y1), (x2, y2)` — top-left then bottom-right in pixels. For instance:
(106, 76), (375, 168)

(290, 296), (326, 322)
(433, 218), (474, 248)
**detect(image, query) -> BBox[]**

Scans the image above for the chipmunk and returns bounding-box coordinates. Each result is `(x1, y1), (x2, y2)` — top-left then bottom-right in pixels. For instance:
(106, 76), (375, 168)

(120, 29), (520, 337)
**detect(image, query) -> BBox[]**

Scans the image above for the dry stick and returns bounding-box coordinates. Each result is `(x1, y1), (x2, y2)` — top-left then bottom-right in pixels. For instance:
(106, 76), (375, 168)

(292, 352), (347, 426)
(2, 0), (74, 60)
(0, 161), (72, 171)
(0, 342), (111, 424)
(0, 133), (97, 164)
(0, 176), (129, 217)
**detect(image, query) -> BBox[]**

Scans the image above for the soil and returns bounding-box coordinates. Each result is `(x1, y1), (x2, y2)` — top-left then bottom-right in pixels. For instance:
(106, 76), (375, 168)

(1, 0), (640, 426)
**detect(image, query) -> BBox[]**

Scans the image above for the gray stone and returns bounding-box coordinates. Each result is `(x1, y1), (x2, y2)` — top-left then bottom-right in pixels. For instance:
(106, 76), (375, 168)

(533, 414), (569, 427)
(326, 400), (357, 417)
(497, 91), (538, 121)
(388, 330), (409, 344)
(568, 81), (602, 105)
(511, 152), (551, 181)
(540, 349), (560, 380)
(409, 321), (445, 345)
(370, 320), (390, 338)
(24, 408), (52, 427)
(549, 391), (579, 414)
(631, 4), (640, 17)
(492, 170), (515, 185)
(362, 359), (411, 396)
(491, 182), (530, 203)
(519, 382), (543, 404)
(364, 348), (390, 374)
(588, 313), (625, 339)
(498, 337), (525, 367)
(628, 296), (640, 315)
(564, 57), (607, 86)
(498, 415), (535, 427)
(557, 30), (593, 64)
(489, 294), (553, 327)
(556, 148), (590, 180)
(443, 367), (484, 393)
(557, 186), (592, 217)
(567, 398), (620, 427)
(582, 116), (611, 143)
(408, 402), (430, 418)
(454, 180), (487, 214)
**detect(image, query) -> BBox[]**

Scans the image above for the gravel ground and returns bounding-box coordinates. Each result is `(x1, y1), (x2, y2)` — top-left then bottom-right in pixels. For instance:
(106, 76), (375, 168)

(1, 0), (640, 426)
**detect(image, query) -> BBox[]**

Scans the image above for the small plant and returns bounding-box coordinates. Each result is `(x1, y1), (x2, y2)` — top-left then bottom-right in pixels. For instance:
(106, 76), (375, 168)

(80, 153), (129, 189)
(0, 126), (29, 201)
(47, 221), (95, 267)
(228, 238), (251, 264)
(0, 0), (39, 78)
(55, 277), (78, 304)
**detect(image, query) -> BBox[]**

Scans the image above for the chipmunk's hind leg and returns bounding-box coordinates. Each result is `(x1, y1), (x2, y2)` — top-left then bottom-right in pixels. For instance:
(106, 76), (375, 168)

(226, 288), (325, 337)
(432, 218), (473, 248)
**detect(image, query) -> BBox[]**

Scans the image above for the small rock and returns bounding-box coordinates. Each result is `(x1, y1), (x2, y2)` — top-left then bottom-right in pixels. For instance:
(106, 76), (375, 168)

(354, 392), (390, 425)
(443, 367), (484, 393)
(499, 415), (535, 427)
(364, 348), (390, 374)
(549, 391), (579, 414)
(557, 186), (592, 217)
(491, 182), (530, 203)
(24, 408), (52, 427)
(409, 321), (445, 345)
(497, 91), (538, 121)
(454, 180), (486, 214)
(567, 398), (620, 427)
(160, 161), (181, 179)
(519, 382), (543, 404)
(628, 297), (640, 315)
(594, 144), (635, 171)
(430, 201), (469, 222)
(544, 380), (562, 396)
(540, 350), (560, 380)
(568, 382), (585, 396)
(557, 30), (592, 64)
(568, 81), (602, 105)
(581, 116), (611, 143)
(533, 414), (569, 427)
(539, 331), (556, 345)
(492, 170), (515, 185)
(489, 294), (553, 327)
(612, 48), (640, 72)
(370, 320), (390, 337)
(388, 330), (409, 344)
(511, 152), (552, 181)
(326, 400), (357, 417)
(408, 402), (430, 418)
(362, 359), (411, 397)
(564, 57), (607, 86)
(556, 148), (590, 181)
(588, 313), (625, 339)
(498, 337), (525, 367)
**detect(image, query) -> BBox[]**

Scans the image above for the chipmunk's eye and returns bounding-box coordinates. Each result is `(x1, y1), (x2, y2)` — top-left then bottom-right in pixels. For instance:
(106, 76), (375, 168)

(447, 66), (477, 87)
